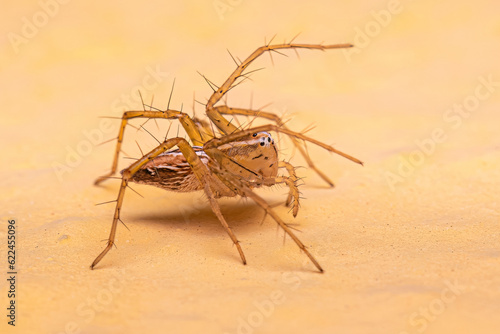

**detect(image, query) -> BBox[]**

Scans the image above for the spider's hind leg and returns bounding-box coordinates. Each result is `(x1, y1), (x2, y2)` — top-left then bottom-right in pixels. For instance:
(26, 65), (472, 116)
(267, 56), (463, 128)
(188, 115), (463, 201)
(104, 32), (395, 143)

(211, 166), (324, 272)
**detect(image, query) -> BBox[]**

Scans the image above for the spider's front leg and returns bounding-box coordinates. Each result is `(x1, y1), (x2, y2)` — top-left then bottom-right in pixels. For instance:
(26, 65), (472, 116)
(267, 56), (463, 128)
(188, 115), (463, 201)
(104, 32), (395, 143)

(202, 125), (362, 272)
(91, 137), (246, 269)
(207, 163), (324, 272)
(94, 109), (212, 185)
(244, 187), (324, 272)
(213, 105), (338, 187)
(205, 125), (362, 167)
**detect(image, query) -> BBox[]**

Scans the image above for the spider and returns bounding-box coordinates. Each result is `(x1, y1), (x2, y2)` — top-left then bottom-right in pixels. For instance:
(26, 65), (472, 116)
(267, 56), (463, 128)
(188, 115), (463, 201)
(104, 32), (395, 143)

(90, 40), (363, 272)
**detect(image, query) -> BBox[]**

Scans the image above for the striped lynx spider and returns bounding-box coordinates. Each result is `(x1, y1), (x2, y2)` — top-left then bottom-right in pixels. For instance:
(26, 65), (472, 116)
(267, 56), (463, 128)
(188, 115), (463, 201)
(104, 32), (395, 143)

(91, 41), (362, 272)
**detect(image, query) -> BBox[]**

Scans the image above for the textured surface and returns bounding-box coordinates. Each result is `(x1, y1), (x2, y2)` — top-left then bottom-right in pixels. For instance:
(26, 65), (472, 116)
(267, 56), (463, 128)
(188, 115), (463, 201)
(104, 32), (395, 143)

(1, 1), (499, 333)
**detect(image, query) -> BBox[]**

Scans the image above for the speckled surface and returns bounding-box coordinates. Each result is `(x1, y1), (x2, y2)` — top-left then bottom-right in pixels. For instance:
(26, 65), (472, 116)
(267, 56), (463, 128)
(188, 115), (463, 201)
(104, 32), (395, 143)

(1, 1), (499, 333)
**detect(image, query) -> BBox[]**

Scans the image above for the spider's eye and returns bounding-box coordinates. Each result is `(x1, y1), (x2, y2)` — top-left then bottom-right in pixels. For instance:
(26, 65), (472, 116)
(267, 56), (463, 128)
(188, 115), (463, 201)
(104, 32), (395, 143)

(260, 141), (265, 146)
(252, 133), (257, 137)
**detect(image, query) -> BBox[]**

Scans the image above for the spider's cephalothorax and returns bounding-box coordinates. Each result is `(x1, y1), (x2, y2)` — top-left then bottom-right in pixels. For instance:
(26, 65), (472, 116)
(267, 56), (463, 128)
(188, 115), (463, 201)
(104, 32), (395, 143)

(211, 131), (279, 182)
(91, 41), (363, 272)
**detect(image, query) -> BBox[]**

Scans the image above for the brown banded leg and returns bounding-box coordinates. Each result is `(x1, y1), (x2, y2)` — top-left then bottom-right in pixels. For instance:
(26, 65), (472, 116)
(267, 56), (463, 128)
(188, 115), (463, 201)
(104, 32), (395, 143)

(95, 109), (210, 185)
(214, 105), (336, 186)
(91, 137), (245, 269)
(204, 42), (353, 136)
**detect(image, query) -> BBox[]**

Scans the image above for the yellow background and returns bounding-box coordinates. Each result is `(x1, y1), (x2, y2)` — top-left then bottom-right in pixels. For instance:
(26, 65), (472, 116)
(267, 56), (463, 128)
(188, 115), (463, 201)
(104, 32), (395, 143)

(1, 0), (499, 333)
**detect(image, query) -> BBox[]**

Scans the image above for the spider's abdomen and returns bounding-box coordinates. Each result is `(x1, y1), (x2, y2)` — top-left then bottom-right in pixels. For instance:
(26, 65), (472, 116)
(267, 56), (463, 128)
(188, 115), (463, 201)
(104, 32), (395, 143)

(126, 147), (214, 193)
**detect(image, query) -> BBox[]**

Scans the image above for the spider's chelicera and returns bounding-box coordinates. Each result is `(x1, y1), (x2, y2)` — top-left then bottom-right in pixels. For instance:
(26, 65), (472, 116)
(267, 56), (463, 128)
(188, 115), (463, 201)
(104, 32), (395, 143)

(91, 40), (363, 272)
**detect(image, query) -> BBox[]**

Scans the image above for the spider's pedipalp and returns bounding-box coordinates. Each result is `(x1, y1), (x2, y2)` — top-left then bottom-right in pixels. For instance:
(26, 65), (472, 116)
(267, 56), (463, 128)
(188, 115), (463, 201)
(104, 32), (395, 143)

(279, 161), (300, 216)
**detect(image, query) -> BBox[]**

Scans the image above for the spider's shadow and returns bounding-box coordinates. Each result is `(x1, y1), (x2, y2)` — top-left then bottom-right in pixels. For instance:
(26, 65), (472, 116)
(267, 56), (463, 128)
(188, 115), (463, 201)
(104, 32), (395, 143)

(129, 199), (286, 235)
(112, 196), (320, 273)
